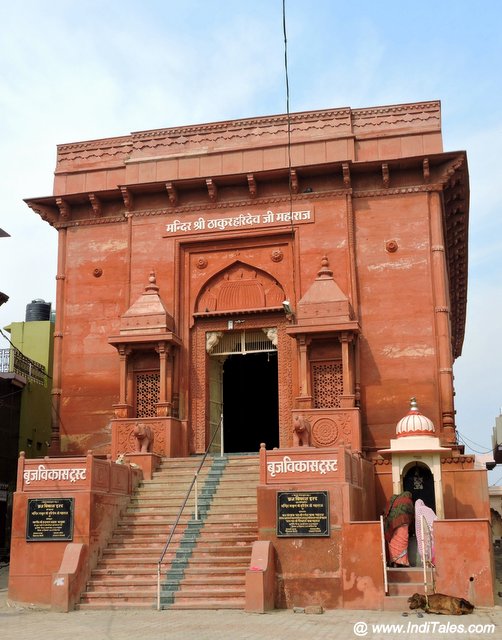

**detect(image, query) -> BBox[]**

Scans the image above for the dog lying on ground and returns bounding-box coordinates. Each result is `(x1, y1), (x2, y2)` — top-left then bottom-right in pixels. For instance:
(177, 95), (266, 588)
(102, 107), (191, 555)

(408, 592), (474, 615)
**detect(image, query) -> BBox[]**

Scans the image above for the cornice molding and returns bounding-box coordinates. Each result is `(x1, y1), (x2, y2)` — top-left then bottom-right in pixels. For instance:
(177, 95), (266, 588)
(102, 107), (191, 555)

(55, 101), (441, 170)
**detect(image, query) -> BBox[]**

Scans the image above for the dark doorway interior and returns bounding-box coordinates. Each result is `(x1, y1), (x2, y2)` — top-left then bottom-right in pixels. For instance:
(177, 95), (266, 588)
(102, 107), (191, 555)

(403, 464), (436, 512)
(223, 351), (279, 452)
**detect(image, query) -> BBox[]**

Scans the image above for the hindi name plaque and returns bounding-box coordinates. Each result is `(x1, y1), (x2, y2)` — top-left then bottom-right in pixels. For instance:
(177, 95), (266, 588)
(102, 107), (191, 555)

(26, 498), (74, 542)
(277, 491), (329, 537)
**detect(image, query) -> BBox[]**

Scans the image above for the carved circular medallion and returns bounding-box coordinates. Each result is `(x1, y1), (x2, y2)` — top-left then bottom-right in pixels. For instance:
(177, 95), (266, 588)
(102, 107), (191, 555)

(385, 240), (398, 253)
(196, 257), (208, 269)
(271, 249), (284, 263)
(93, 268), (103, 278)
(311, 417), (338, 447)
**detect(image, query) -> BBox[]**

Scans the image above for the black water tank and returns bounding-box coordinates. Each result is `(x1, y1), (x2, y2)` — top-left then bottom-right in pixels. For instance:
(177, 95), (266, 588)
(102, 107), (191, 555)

(25, 299), (51, 322)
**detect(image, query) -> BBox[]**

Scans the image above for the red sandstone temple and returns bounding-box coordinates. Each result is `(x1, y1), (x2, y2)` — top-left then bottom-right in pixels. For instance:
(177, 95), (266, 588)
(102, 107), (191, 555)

(9, 101), (494, 611)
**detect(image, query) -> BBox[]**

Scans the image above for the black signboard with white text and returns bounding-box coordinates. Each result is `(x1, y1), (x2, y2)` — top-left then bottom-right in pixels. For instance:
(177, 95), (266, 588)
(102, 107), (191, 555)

(277, 491), (329, 537)
(26, 498), (74, 541)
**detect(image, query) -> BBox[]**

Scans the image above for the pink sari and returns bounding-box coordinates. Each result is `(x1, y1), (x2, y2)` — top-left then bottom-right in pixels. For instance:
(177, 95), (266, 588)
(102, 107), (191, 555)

(415, 499), (437, 564)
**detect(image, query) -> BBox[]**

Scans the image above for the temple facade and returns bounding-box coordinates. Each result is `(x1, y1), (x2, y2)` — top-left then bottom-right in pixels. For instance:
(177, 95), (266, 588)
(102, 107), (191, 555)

(10, 101), (494, 611)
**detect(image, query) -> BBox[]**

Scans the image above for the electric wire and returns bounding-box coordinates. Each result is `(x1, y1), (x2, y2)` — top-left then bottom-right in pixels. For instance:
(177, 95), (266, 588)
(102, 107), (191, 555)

(282, 0), (298, 310)
(489, 474), (502, 486)
(0, 386), (24, 400)
(457, 431), (493, 455)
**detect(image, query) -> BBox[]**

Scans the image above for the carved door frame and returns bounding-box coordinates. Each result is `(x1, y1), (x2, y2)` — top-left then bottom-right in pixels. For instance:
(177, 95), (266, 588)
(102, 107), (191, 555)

(189, 314), (293, 453)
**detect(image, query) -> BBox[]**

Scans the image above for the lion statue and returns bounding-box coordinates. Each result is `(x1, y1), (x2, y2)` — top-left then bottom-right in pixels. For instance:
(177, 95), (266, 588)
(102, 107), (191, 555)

(293, 415), (311, 447)
(133, 423), (154, 453)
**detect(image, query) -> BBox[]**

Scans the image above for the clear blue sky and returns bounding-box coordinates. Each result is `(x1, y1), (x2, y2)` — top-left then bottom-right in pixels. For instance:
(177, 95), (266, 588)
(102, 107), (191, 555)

(1, 0), (501, 475)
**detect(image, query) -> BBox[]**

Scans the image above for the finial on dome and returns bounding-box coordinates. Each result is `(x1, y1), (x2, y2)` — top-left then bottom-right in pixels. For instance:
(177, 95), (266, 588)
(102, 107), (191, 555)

(145, 270), (159, 294)
(317, 255), (333, 279)
(396, 396), (435, 437)
(409, 397), (419, 413)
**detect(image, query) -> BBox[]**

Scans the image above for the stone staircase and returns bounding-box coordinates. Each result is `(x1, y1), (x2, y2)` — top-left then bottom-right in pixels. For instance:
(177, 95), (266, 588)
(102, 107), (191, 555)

(77, 454), (259, 610)
(383, 566), (432, 611)
(162, 455), (259, 609)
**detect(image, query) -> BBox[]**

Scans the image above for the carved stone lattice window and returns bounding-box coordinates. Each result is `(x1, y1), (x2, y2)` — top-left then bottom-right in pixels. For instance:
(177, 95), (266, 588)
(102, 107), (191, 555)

(312, 360), (343, 408)
(136, 372), (160, 417)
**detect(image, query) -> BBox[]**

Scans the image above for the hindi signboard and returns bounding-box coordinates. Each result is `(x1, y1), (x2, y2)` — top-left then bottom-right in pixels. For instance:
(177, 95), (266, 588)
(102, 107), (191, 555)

(277, 491), (330, 538)
(26, 498), (74, 542)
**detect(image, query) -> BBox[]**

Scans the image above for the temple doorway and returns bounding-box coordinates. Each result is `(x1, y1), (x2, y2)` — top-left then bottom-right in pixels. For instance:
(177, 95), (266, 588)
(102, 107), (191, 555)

(403, 463), (436, 512)
(223, 351), (279, 452)
(208, 329), (279, 453)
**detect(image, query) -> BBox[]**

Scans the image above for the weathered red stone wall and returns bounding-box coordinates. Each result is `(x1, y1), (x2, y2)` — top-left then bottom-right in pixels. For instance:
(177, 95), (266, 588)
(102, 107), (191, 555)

(373, 460), (393, 517)
(341, 522), (384, 610)
(355, 192), (439, 450)
(55, 189), (444, 455)
(29, 102), (467, 459)
(257, 482), (344, 609)
(442, 468), (491, 520)
(61, 222), (129, 453)
(8, 455), (141, 606)
(434, 520), (494, 606)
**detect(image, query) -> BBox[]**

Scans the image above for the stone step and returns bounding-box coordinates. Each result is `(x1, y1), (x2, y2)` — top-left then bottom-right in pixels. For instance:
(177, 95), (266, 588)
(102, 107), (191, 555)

(168, 598), (245, 610)
(103, 548), (169, 557)
(86, 581), (157, 593)
(90, 570), (158, 580)
(109, 533), (181, 543)
(96, 559), (167, 570)
(129, 489), (257, 500)
(388, 581), (424, 597)
(78, 592), (156, 606)
(195, 535), (256, 545)
(108, 537), (194, 549)
(76, 601), (155, 610)
(180, 575), (244, 586)
(173, 557), (249, 567)
(190, 546), (252, 558)
(386, 567), (425, 583)
(383, 595), (413, 612)
(119, 514), (194, 522)
(174, 583), (245, 595)
(204, 515), (257, 524)
(167, 587), (244, 599)
(79, 454), (259, 610)
(115, 521), (190, 529)
(181, 565), (249, 576)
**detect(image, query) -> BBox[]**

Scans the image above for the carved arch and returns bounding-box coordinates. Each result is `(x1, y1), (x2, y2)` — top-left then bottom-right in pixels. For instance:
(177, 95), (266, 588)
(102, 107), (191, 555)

(194, 261), (286, 314)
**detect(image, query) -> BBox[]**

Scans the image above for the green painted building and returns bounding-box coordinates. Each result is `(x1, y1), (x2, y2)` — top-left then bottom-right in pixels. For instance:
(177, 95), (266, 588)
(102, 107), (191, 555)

(5, 319), (53, 456)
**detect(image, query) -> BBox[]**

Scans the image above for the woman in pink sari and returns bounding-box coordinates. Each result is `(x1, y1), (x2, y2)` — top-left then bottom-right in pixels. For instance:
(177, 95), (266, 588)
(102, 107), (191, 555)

(384, 491), (414, 567)
(414, 498), (438, 565)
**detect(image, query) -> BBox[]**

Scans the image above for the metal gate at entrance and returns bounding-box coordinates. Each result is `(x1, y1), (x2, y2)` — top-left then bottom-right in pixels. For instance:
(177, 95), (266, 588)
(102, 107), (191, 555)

(208, 329), (279, 453)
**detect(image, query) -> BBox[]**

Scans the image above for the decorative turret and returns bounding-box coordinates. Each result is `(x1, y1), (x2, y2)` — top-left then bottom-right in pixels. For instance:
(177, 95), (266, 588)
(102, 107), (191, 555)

(118, 271), (175, 336)
(396, 397), (435, 438)
(295, 255), (355, 327)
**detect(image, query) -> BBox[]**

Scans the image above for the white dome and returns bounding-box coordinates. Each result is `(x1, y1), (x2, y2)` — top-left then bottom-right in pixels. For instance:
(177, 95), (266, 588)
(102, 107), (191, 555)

(396, 398), (435, 437)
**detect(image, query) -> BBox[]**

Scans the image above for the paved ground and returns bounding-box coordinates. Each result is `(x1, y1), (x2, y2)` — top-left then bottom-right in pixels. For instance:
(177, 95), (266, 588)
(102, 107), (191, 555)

(1, 564), (502, 640)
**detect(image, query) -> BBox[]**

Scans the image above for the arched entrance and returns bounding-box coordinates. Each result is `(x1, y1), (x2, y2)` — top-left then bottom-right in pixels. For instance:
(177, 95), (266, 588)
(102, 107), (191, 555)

(208, 329), (279, 453)
(403, 462), (436, 512)
(223, 352), (279, 452)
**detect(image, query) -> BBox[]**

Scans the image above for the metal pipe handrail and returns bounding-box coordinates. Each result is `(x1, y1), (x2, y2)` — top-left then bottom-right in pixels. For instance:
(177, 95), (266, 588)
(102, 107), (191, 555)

(420, 514), (435, 603)
(379, 515), (389, 594)
(156, 411), (223, 610)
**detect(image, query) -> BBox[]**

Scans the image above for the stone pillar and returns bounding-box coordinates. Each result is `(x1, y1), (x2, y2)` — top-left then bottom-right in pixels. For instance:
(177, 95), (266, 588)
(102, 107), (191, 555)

(429, 191), (455, 442)
(339, 332), (356, 408)
(156, 342), (172, 417)
(50, 227), (67, 455)
(113, 346), (132, 418)
(296, 334), (313, 409)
